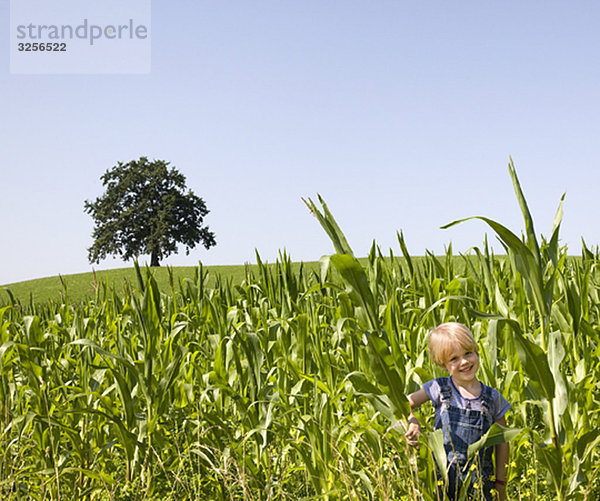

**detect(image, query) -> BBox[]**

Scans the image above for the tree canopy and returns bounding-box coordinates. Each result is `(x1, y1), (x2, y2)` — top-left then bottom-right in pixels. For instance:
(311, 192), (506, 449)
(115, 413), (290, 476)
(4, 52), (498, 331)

(84, 157), (216, 266)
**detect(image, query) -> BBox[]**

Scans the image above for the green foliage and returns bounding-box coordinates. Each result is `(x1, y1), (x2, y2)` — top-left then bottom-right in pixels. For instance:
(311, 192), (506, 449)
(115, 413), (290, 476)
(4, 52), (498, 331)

(1, 162), (599, 499)
(441, 160), (585, 501)
(84, 157), (216, 266)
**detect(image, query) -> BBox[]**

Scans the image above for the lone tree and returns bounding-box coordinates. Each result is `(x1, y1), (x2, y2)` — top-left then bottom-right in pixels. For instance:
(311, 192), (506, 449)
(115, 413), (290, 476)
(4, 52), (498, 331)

(85, 157), (216, 267)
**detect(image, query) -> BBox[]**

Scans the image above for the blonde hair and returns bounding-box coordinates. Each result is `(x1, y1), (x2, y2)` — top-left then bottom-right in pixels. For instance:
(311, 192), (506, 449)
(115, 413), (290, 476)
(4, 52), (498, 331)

(427, 322), (478, 368)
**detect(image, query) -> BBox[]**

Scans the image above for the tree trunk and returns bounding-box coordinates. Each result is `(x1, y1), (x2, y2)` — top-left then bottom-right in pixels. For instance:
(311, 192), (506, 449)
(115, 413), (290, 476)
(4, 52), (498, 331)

(150, 250), (160, 267)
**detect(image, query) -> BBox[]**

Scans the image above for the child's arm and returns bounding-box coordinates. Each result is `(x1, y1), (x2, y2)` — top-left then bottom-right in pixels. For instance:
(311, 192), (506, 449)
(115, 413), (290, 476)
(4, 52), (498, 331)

(405, 389), (430, 447)
(494, 416), (509, 501)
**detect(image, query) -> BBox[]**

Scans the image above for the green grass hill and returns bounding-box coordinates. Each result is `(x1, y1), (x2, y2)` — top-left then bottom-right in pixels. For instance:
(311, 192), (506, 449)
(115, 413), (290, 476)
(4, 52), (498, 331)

(0, 261), (324, 306)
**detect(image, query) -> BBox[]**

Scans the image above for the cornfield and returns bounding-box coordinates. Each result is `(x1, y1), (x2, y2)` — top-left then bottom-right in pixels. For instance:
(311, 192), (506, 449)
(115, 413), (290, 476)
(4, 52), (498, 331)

(1, 162), (599, 500)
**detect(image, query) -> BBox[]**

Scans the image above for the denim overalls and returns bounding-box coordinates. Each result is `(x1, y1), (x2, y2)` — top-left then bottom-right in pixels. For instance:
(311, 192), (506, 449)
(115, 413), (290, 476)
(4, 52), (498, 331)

(435, 377), (495, 500)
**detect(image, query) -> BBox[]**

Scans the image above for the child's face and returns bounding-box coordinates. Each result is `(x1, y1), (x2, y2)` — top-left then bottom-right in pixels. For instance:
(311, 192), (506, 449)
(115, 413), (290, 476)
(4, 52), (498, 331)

(444, 344), (479, 385)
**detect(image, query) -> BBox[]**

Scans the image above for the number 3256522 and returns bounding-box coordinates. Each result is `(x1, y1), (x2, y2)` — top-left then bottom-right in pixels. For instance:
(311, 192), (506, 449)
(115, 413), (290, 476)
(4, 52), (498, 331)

(18, 42), (67, 52)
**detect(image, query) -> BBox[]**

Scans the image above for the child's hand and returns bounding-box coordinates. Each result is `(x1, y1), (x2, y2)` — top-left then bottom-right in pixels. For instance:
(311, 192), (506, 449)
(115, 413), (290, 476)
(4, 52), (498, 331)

(495, 483), (506, 501)
(404, 421), (421, 448)
(493, 480), (506, 501)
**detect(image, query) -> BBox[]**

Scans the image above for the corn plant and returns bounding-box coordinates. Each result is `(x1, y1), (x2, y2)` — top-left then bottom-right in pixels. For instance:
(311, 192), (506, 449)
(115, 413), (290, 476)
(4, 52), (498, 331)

(0, 163), (599, 499)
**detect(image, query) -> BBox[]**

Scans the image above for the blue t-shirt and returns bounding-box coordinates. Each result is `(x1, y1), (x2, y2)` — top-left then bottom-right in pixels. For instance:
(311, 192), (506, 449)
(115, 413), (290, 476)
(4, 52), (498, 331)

(423, 377), (511, 421)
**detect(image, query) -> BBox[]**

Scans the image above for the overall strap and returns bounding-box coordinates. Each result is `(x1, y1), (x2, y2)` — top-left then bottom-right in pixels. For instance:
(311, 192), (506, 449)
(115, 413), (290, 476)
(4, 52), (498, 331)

(438, 377), (453, 408)
(480, 384), (494, 422)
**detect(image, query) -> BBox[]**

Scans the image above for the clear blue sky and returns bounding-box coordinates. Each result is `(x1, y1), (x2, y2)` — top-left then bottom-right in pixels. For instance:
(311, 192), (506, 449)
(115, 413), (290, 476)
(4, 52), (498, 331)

(2, 1), (600, 285)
